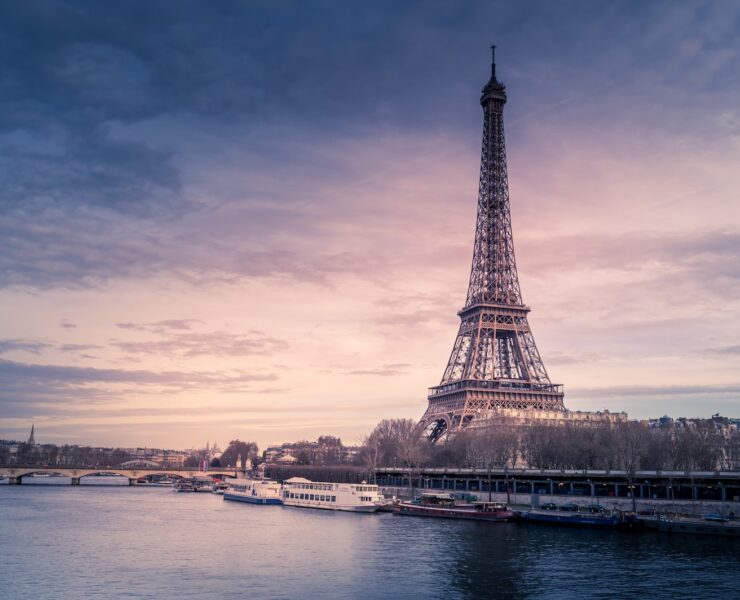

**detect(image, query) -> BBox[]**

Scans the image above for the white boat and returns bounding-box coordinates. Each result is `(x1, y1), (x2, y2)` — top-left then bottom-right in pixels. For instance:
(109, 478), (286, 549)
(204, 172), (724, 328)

(173, 479), (195, 493)
(281, 477), (384, 512)
(173, 476), (213, 493)
(224, 479), (283, 505)
(211, 481), (229, 494)
(191, 476), (214, 492)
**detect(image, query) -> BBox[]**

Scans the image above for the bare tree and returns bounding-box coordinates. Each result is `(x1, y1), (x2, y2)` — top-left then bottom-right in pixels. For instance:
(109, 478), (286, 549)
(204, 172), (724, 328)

(615, 422), (649, 511)
(364, 418), (429, 493)
(467, 420), (518, 501)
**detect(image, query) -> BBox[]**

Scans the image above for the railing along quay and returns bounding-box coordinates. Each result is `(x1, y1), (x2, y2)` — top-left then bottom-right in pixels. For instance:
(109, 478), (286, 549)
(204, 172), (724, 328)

(375, 467), (740, 503)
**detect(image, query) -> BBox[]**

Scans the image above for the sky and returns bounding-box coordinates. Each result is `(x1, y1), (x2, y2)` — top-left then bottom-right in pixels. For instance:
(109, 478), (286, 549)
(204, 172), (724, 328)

(1, 0), (739, 451)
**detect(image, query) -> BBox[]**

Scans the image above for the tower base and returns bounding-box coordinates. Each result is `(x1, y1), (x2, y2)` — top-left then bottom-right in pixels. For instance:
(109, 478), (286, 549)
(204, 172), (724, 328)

(420, 380), (565, 443)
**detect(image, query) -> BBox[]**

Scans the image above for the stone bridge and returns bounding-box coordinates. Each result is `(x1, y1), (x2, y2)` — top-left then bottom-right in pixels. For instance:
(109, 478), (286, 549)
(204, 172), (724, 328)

(0, 466), (238, 485)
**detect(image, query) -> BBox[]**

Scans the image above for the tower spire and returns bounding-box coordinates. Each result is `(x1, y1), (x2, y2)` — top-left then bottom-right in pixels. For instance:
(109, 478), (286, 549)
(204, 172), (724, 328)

(419, 50), (564, 443)
(28, 423), (35, 446)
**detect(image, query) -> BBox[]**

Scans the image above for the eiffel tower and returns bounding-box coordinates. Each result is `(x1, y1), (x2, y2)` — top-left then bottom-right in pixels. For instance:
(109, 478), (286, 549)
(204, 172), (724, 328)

(420, 48), (564, 443)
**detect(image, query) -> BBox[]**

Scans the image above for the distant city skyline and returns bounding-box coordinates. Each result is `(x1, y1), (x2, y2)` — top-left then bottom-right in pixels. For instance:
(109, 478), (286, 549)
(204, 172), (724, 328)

(1, 1), (739, 449)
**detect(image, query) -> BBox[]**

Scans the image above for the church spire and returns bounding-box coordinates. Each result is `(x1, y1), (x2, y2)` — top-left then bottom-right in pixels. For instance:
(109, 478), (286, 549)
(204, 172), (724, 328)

(28, 423), (35, 446)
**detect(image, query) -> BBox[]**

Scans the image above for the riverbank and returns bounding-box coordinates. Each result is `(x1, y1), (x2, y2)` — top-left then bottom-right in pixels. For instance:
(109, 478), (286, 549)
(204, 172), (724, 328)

(381, 486), (740, 517)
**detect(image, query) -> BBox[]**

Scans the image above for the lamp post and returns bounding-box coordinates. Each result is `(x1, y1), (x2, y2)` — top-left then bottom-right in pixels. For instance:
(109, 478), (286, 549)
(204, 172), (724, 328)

(505, 467), (511, 504)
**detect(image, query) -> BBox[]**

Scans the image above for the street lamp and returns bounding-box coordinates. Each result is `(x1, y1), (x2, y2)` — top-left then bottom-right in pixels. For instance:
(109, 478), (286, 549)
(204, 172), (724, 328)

(504, 466), (510, 504)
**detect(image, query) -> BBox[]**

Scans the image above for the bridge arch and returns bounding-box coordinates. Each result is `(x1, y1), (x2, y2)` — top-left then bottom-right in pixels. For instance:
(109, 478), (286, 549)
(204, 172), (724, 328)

(0, 466), (237, 484)
(12, 469), (67, 481)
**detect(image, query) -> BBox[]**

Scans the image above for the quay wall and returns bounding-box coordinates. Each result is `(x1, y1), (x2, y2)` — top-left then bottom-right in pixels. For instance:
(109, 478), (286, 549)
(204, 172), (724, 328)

(376, 467), (740, 515)
(380, 486), (740, 516)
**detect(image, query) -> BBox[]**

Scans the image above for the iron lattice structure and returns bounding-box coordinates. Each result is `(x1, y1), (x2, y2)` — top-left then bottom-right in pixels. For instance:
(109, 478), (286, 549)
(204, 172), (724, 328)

(420, 49), (565, 443)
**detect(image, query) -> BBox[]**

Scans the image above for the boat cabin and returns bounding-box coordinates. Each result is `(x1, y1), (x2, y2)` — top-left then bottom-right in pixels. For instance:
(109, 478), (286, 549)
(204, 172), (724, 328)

(417, 493), (455, 508)
(473, 502), (508, 512)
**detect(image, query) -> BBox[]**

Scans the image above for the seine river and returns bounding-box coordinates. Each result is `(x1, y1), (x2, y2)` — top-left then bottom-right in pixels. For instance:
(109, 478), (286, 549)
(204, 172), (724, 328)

(1, 479), (739, 599)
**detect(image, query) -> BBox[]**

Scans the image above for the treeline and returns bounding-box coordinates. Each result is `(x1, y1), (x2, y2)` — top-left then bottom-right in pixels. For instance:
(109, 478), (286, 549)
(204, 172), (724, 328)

(192, 439), (259, 469)
(264, 464), (368, 483)
(0, 443), (136, 468)
(361, 418), (739, 473)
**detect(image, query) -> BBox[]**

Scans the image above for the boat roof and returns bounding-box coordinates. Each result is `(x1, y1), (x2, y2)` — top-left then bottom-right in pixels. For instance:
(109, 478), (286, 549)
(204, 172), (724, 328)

(285, 477), (311, 483)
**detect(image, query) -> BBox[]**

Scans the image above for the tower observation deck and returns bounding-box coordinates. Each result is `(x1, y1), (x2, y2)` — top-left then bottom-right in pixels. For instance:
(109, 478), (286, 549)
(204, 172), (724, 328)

(419, 48), (565, 443)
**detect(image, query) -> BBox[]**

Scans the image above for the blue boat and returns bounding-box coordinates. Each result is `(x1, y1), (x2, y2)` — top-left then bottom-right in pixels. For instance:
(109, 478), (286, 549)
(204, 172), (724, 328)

(223, 479), (283, 505)
(516, 505), (640, 529)
(639, 514), (740, 537)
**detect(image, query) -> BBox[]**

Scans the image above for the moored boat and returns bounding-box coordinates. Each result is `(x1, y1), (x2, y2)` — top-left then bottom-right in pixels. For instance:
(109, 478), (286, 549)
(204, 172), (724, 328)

(211, 481), (229, 495)
(394, 493), (514, 522)
(191, 476), (214, 492)
(173, 476), (213, 493)
(516, 505), (640, 529)
(173, 479), (196, 492)
(282, 477), (383, 512)
(639, 514), (739, 537)
(224, 479), (283, 505)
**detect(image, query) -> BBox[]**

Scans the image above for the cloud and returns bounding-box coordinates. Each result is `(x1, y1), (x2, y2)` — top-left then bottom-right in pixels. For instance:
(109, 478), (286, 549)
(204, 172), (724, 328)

(0, 339), (52, 355)
(0, 358), (277, 389)
(0, 357), (282, 421)
(704, 344), (740, 355)
(344, 363), (413, 377)
(569, 383), (740, 399)
(111, 322), (288, 359)
(116, 320), (200, 333)
(545, 351), (618, 366)
(58, 344), (101, 352)
(0, 339), (101, 358)
(520, 230), (740, 283)
(112, 331), (287, 359)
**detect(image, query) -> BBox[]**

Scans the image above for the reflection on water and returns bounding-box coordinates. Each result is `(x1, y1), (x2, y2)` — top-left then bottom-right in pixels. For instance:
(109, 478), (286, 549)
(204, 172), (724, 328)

(0, 486), (738, 600)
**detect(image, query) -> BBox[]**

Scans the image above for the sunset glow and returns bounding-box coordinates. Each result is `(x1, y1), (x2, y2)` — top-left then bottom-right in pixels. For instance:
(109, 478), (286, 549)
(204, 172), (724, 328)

(2, 2), (739, 449)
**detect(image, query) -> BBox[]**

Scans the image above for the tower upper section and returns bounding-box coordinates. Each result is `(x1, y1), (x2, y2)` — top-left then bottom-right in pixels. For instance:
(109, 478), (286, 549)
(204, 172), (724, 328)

(481, 45), (507, 105)
(465, 47), (523, 308)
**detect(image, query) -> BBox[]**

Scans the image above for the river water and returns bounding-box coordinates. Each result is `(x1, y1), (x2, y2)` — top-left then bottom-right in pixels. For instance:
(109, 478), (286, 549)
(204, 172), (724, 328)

(1, 481), (739, 599)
